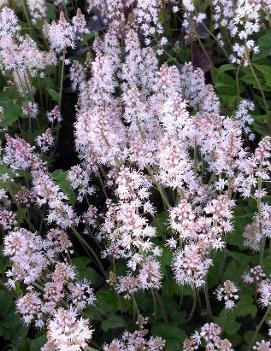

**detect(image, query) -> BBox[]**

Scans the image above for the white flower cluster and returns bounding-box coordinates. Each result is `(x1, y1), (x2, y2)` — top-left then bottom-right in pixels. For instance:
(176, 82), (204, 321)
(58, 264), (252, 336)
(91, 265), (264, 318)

(183, 323), (234, 350)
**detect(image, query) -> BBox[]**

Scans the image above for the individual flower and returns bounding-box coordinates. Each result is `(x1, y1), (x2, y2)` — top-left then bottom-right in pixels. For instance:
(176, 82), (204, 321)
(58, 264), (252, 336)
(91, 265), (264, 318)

(27, 0), (46, 23)
(253, 340), (271, 351)
(16, 291), (43, 327)
(172, 243), (212, 288)
(67, 280), (96, 311)
(35, 129), (54, 153)
(215, 280), (239, 310)
(117, 275), (142, 299)
(47, 105), (62, 123)
(102, 328), (165, 351)
(22, 101), (39, 118)
(183, 323), (233, 350)
(44, 12), (75, 53)
(46, 307), (93, 351)
(138, 259), (162, 289)
(258, 278), (271, 307)
(234, 99), (255, 140)
(243, 265), (266, 284)
(3, 134), (34, 170)
(0, 6), (19, 38)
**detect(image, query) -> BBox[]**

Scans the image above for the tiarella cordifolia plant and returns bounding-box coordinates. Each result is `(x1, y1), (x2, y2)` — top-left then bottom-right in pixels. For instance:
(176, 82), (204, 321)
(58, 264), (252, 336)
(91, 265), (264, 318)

(181, 0), (271, 132)
(1, 1), (271, 351)
(182, 0), (271, 65)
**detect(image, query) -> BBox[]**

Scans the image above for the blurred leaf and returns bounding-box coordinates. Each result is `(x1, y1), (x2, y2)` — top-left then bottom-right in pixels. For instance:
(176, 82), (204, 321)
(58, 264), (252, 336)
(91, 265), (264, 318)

(192, 46), (213, 72)
(253, 114), (271, 136)
(96, 289), (129, 313)
(211, 66), (239, 106)
(151, 323), (186, 345)
(72, 256), (98, 285)
(214, 64), (236, 78)
(240, 68), (271, 91)
(0, 73), (5, 93)
(101, 314), (127, 331)
(72, 256), (91, 268)
(224, 258), (250, 284)
(253, 31), (271, 61)
(234, 295), (257, 318)
(244, 330), (264, 345)
(159, 248), (173, 273)
(31, 334), (47, 351)
(151, 211), (169, 237)
(263, 255), (271, 274)
(52, 169), (76, 205)
(215, 310), (241, 335)
(47, 88), (60, 102)
(47, 2), (56, 20)
(17, 339), (31, 351)
(207, 253), (221, 287)
(254, 64), (271, 87)
(196, 19), (210, 39)
(0, 98), (21, 127)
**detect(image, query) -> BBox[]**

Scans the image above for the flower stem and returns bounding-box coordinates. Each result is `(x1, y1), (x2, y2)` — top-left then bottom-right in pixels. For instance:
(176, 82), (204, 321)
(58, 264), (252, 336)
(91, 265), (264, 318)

(187, 287), (197, 322)
(155, 290), (168, 323)
(58, 50), (66, 109)
(247, 306), (271, 351)
(257, 173), (265, 266)
(71, 226), (106, 277)
(150, 288), (157, 320)
(246, 49), (269, 116)
(204, 283), (213, 320)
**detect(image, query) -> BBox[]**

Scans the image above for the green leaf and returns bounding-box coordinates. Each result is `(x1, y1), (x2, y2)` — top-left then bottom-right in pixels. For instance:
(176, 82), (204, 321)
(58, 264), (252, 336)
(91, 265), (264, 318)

(1, 87), (18, 99)
(72, 257), (98, 285)
(254, 114), (271, 136)
(31, 334), (47, 351)
(240, 67), (271, 91)
(211, 67), (237, 93)
(52, 169), (76, 205)
(80, 32), (96, 46)
(96, 289), (129, 313)
(227, 321), (241, 335)
(0, 98), (21, 127)
(159, 248), (173, 273)
(244, 330), (264, 345)
(46, 2), (56, 19)
(47, 88), (60, 102)
(254, 64), (271, 87)
(151, 323), (186, 343)
(3, 320), (28, 342)
(263, 255), (271, 274)
(151, 211), (168, 237)
(101, 314), (127, 331)
(253, 32), (271, 61)
(72, 256), (91, 268)
(224, 258), (250, 285)
(0, 247), (9, 274)
(207, 253), (221, 287)
(215, 310), (241, 335)
(17, 207), (26, 224)
(215, 64), (236, 79)
(17, 339), (31, 351)
(220, 95), (239, 109)
(234, 295), (257, 318)
(228, 201), (255, 249)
